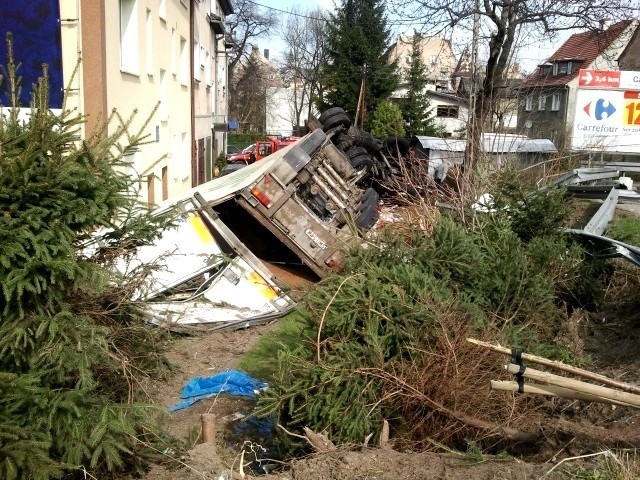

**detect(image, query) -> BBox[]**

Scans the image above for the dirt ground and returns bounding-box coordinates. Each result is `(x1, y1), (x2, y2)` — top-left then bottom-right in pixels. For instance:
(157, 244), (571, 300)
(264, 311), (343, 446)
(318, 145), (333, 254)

(140, 323), (588, 480)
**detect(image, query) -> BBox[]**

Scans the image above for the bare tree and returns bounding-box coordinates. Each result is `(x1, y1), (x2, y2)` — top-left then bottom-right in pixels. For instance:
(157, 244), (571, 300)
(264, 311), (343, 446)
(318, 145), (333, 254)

(227, 0), (278, 124)
(280, 7), (329, 127)
(394, 0), (638, 169)
(226, 0), (278, 71)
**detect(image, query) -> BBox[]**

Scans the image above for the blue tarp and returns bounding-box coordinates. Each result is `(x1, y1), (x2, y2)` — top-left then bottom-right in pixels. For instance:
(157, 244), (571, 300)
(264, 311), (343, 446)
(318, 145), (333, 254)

(169, 369), (268, 412)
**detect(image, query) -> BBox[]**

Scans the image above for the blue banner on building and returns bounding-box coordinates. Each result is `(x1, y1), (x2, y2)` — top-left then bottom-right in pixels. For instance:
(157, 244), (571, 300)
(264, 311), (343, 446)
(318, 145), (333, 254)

(0, 0), (64, 109)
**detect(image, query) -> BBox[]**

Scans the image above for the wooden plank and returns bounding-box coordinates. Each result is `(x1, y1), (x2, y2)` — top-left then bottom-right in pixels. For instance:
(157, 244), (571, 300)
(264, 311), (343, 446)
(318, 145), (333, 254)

(490, 380), (635, 407)
(505, 363), (640, 408)
(467, 338), (640, 394)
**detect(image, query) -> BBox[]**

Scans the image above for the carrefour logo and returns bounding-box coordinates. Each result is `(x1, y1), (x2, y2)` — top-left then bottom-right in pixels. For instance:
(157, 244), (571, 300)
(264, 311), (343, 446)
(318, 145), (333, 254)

(583, 99), (616, 120)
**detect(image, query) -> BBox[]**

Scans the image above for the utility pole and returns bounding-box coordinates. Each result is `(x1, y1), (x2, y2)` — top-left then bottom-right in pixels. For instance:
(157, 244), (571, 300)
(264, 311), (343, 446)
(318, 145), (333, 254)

(355, 63), (367, 129)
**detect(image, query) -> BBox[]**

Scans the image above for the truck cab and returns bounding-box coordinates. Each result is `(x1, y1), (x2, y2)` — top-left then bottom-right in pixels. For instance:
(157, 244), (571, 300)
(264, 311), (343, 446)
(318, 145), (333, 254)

(252, 136), (301, 162)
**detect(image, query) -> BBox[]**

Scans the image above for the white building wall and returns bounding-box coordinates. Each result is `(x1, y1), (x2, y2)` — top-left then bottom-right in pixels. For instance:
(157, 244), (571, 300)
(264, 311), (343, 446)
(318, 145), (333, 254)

(265, 86), (310, 136)
(104, 0), (192, 204)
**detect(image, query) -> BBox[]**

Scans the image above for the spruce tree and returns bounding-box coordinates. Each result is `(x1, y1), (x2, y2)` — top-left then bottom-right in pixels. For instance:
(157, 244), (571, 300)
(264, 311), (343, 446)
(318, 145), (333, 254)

(0, 36), (173, 479)
(401, 35), (439, 136)
(318, 0), (399, 128)
(370, 100), (405, 138)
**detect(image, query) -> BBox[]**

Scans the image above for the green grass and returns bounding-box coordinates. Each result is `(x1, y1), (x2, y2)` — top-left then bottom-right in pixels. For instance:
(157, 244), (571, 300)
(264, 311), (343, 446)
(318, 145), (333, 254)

(238, 311), (306, 381)
(606, 215), (640, 246)
(569, 450), (640, 480)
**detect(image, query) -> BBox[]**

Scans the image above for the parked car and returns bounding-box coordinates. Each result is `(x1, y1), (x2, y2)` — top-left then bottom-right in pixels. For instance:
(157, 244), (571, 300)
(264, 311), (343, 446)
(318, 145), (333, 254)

(226, 144), (241, 154)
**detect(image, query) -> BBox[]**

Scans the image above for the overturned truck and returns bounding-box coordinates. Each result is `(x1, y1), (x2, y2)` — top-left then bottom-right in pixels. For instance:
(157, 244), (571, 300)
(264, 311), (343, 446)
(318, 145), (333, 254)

(121, 129), (380, 329)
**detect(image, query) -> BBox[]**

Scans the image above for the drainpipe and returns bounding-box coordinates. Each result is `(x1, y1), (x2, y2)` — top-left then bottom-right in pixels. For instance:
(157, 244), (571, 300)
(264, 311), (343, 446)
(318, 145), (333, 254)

(563, 84), (570, 150)
(190, 0), (196, 186)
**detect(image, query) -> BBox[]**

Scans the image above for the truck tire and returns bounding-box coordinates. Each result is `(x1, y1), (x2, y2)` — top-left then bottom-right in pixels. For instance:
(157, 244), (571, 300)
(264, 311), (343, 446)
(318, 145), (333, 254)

(333, 132), (354, 152)
(319, 107), (346, 124)
(358, 187), (379, 212)
(346, 146), (374, 171)
(355, 203), (379, 229)
(350, 154), (374, 171)
(383, 136), (410, 157)
(349, 127), (382, 153)
(322, 113), (351, 132)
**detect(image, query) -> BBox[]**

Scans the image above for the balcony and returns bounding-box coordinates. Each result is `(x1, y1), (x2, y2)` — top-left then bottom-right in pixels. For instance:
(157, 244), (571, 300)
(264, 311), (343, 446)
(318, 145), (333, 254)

(208, 13), (225, 35)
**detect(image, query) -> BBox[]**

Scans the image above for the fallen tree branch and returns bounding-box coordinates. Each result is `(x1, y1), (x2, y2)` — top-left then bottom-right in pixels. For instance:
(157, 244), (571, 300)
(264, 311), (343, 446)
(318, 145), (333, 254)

(555, 418), (640, 446)
(303, 427), (336, 453)
(278, 424), (336, 452)
(359, 367), (538, 444)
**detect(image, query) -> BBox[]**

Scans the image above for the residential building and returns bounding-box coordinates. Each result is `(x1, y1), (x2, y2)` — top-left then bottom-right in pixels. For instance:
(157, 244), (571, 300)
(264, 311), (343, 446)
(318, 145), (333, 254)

(1, 0), (233, 205)
(193, 0), (234, 186)
(229, 46), (284, 133)
(517, 20), (639, 148)
(388, 35), (466, 137)
(618, 26), (640, 70)
(387, 35), (457, 92)
(428, 91), (469, 137)
(452, 48), (525, 134)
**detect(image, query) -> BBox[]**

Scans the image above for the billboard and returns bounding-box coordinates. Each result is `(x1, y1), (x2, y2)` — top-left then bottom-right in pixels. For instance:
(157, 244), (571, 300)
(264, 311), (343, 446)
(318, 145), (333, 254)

(572, 70), (640, 153)
(0, 0), (64, 109)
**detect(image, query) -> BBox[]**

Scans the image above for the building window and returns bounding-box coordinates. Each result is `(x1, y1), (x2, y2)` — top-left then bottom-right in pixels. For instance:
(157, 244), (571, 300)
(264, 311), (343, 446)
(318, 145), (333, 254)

(159, 69), (168, 121)
(205, 50), (211, 86)
(538, 95), (546, 111)
(159, 0), (166, 21)
(552, 62), (572, 76)
(120, 0), (139, 73)
(525, 95), (533, 111)
(193, 40), (201, 82)
(436, 105), (459, 118)
(145, 8), (153, 75)
(179, 36), (188, 86)
(171, 28), (176, 75)
(551, 93), (561, 111)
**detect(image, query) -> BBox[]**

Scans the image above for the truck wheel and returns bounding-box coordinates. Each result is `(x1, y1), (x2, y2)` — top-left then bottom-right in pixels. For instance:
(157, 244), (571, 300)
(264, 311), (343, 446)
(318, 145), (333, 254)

(350, 155), (374, 171)
(355, 203), (379, 229)
(346, 146), (373, 171)
(383, 136), (410, 156)
(333, 132), (354, 152)
(322, 113), (351, 132)
(358, 187), (379, 212)
(319, 107), (346, 124)
(349, 127), (382, 153)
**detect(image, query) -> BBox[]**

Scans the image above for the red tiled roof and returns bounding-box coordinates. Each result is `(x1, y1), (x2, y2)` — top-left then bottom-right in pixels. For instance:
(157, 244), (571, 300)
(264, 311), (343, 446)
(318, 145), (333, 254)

(521, 20), (633, 88)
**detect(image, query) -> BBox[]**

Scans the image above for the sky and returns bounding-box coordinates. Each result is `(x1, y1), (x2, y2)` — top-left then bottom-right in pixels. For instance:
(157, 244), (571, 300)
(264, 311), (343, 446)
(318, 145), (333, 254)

(251, 0), (569, 75)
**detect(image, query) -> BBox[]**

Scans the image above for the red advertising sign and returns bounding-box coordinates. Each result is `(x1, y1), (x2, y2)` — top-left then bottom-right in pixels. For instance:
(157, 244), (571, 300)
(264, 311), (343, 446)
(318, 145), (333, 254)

(578, 69), (621, 88)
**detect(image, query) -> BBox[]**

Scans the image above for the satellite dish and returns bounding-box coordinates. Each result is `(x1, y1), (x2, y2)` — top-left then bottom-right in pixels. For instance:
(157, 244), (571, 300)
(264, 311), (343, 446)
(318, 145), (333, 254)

(525, 120), (532, 128)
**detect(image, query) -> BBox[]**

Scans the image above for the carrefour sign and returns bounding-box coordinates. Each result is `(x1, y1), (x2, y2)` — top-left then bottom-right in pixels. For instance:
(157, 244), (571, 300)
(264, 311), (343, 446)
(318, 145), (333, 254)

(572, 89), (640, 153)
